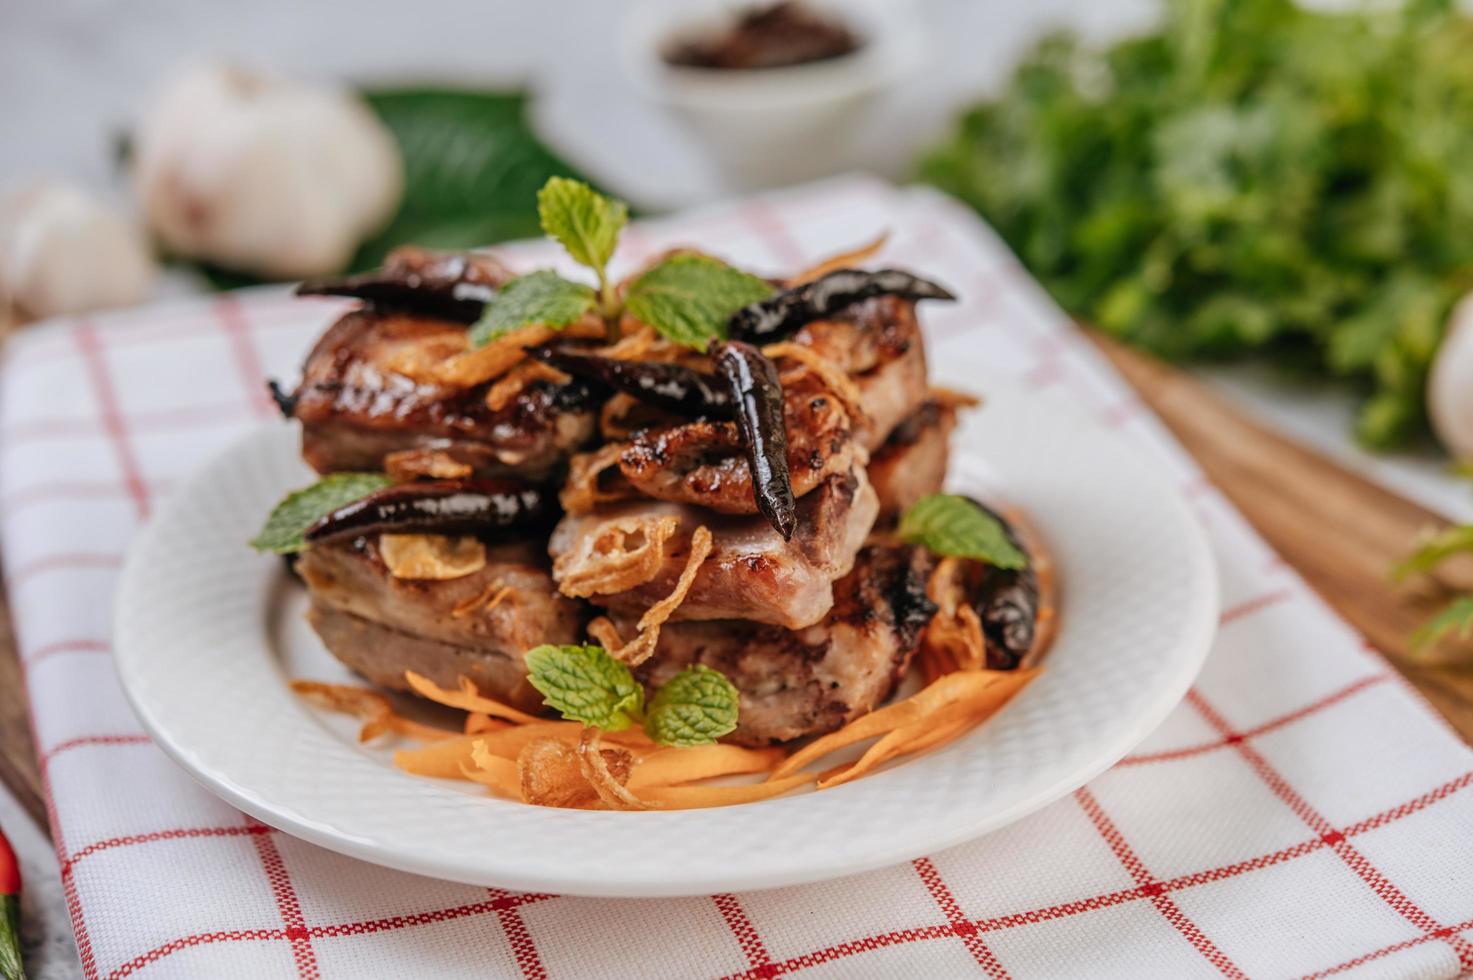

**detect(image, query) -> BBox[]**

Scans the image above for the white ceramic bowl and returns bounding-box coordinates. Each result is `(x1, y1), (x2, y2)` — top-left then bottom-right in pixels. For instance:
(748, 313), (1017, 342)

(621, 0), (925, 189)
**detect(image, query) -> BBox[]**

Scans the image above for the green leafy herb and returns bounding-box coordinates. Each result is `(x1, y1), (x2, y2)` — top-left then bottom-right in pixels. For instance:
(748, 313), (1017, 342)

(469, 270), (596, 346)
(918, 0), (1473, 448)
(524, 644), (741, 746)
(537, 177), (628, 278)
(524, 644), (644, 732)
(898, 494), (1028, 570)
(624, 255), (775, 349)
(250, 473), (392, 554)
(1412, 596), (1473, 652)
(644, 665), (741, 747)
(1393, 526), (1473, 581)
(485, 178), (769, 347)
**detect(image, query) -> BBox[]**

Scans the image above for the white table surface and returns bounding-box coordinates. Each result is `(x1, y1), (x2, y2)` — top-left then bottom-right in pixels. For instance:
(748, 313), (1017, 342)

(1, 2), (1468, 971)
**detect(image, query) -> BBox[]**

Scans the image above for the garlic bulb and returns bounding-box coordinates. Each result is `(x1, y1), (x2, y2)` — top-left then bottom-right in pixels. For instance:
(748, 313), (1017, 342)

(1429, 293), (1473, 460)
(134, 63), (402, 280)
(0, 181), (156, 323)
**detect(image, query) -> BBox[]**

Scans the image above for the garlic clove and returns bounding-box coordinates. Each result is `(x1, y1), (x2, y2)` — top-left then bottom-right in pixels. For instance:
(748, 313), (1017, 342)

(135, 62), (403, 280)
(0, 181), (156, 323)
(1429, 293), (1473, 461)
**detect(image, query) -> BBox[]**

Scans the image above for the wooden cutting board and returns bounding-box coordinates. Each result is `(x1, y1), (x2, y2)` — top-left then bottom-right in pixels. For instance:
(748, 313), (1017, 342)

(0, 335), (1470, 835)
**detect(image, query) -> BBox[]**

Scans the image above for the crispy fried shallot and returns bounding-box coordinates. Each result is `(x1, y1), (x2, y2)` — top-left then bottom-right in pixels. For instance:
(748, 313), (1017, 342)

(578, 729), (647, 810)
(601, 526), (713, 667)
(552, 513), (680, 598)
(787, 233), (890, 287)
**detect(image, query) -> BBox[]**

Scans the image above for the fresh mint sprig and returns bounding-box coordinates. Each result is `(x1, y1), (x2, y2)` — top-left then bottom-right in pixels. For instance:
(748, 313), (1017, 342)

(524, 643), (740, 746)
(898, 494), (1028, 570)
(250, 473), (393, 554)
(471, 178), (772, 349)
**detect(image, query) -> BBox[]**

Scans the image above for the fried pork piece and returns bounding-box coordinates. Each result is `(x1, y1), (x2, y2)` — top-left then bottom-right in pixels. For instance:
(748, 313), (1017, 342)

(632, 543), (938, 746)
(289, 310), (596, 480)
(616, 371), (856, 514)
(549, 466), (879, 629)
(868, 398), (959, 521)
(297, 538), (582, 712)
(789, 295), (929, 449)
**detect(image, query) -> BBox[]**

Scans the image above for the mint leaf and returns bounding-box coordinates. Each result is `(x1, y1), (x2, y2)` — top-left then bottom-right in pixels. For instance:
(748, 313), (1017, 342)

(250, 473), (393, 554)
(469, 270), (596, 346)
(624, 255), (774, 349)
(898, 494), (1028, 570)
(524, 644), (643, 731)
(644, 665), (740, 747)
(1412, 596), (1473, 652)
(537, 177), (627, 275)
(1393, 525), (1473, 581)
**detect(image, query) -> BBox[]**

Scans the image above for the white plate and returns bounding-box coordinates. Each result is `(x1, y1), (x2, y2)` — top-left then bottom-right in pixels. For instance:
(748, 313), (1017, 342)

(113, 382), (1217, 898)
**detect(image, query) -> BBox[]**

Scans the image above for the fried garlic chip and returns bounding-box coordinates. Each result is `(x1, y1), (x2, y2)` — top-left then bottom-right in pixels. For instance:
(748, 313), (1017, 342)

(379, 533), (487, 580)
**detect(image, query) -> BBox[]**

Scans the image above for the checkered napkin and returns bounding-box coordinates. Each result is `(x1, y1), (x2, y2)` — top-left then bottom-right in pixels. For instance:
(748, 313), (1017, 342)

(3, 177), (1471, 980)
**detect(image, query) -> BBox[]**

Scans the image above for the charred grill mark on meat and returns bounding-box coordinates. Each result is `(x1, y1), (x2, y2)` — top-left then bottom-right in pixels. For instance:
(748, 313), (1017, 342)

(289, 310), (596, 480)
(868, 398), (958, 521)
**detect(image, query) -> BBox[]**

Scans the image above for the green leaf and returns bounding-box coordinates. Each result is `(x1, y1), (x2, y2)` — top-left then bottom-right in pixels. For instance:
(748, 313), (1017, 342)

(356, 90), (596, 271)
(644, 665), (740, 747)
(250, 473), (393, 554)
(468, 270), (596, 346)
(524, 644), (644, 731)
(624, 255), (775, 349)
(898, 494), (1028, 570)
(1412, 596), (1473, 652)
(537, 177), (627, 276)
(1393, 525), (1473, 581)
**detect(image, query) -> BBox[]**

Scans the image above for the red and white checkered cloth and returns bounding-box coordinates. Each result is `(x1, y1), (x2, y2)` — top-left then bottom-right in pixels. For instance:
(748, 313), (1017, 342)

(2, 177), (1471, 980)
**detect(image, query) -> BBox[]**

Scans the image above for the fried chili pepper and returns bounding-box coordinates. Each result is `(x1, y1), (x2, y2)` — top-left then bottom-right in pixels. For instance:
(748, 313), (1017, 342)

(0, 824), (23, 980)
(304, 479), (552, 544)
(710, 340), (796, 539)
(727, 268), (956, 342)
(296, 248), (511, 323)
(968, 499), (1039, 670)
(525, 344), (734, 420)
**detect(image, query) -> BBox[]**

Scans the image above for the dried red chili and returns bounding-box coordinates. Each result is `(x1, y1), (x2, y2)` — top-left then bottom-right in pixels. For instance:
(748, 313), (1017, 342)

(710, 340), (796, 539)
(304, 479), (553, 545)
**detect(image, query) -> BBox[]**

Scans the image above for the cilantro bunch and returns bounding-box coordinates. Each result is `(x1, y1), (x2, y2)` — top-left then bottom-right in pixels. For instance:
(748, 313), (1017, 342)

(471, 178), (772, 348)
(919, 0), (1473, 448)
(524, 644), (740, 747)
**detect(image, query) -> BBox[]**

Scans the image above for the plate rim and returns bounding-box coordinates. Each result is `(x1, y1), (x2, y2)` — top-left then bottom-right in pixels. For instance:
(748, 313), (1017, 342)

(113, 385), (1218, 898)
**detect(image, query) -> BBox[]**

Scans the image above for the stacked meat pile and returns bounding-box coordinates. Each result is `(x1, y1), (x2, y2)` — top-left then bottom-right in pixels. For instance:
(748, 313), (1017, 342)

(279, 245), (968, 744)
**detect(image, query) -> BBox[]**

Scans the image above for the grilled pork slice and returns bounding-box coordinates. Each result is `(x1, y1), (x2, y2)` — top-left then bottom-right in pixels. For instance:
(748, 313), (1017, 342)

(790, 295), (929, 449)
(549, 466), (879, 629)
(297, 537), (582, 711)
(868, 398), (958, 521)
(290, 310), (596, 480)
(633, 543), (938, 745)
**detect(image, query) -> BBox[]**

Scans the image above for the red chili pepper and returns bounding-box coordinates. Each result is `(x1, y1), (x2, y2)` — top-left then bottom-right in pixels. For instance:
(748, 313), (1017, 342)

(0, 824), (24, 980)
